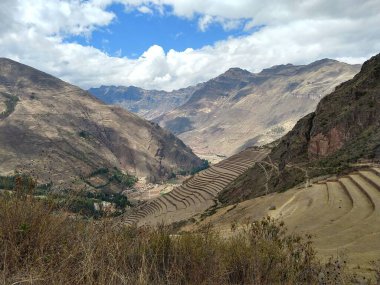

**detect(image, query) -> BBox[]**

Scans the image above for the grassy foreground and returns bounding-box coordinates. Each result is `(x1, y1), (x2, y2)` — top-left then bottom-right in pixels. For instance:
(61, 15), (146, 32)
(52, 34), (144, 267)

(0, 190), (375, 284)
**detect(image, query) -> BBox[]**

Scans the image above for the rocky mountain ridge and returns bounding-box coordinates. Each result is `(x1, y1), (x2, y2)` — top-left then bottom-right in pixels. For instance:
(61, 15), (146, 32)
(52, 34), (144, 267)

(156, 59), (361, 157)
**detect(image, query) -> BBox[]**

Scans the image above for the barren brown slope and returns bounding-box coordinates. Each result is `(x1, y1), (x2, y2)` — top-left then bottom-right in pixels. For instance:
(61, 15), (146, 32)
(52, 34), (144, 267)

(0, 58), (202, 191)
(156, 60), (360, 157)
(190, 166), (380, 271)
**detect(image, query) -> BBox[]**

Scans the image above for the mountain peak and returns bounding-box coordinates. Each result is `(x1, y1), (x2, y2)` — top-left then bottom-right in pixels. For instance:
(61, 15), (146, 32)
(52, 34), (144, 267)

(0, 57), (16, 63)
(307, 58), (339, 68)
(260, 63), (298, 75)
(222, 67), (252, 77)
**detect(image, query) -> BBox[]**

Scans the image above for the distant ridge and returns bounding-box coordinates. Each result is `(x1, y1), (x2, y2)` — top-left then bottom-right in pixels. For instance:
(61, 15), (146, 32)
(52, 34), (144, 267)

(155, 58), (360, 157)
(88, 83), (204, 120)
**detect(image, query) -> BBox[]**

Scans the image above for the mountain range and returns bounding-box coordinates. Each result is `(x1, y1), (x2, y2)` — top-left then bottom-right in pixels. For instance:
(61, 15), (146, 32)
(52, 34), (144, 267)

(90, 59), (360, 158)
(88, 84), (203, 120)
(220, 53), (380, 204)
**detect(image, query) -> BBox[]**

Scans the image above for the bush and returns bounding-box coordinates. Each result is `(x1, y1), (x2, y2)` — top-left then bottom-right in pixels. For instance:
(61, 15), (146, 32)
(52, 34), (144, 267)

(78, 130), (90, 139)
(89, 167), (109, 176)
(84, 191), (130, 209)
(65, 197), (98, 217)
(190, 159), (210, 175)
(0, 92), (18, 119)
(0, 173), (36, 193)
(0, 194), (353, 285)
(177, 159), (210, 176)
(85, 167), (137, 190)
(111, 167), (137, 187)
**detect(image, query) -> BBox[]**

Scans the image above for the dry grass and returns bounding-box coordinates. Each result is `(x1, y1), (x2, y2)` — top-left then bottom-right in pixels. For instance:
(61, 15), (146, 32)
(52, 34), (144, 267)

(0, 181), (356, 284)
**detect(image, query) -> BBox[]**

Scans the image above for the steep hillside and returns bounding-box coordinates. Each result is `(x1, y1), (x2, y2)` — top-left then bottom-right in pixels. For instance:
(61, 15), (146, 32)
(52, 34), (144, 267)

(88, 84), (202, 120)
(156, 60), (360, 157)
(220, 53), (380, 204)
(192, 166), (380, 270)
(0, 58), (202, 192)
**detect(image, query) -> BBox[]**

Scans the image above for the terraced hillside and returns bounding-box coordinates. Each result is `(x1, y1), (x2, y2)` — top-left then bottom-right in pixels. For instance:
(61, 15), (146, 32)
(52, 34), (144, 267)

(193, 166), (380, 268)
(124, 148), (268, 225)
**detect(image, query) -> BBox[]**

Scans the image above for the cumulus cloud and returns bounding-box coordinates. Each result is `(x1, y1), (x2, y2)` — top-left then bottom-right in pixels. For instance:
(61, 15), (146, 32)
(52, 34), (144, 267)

(18, 0), (115, 36)
(0, 0), (379, 91)
(197, 15), (244, 31)
(137, 6), (153, 14)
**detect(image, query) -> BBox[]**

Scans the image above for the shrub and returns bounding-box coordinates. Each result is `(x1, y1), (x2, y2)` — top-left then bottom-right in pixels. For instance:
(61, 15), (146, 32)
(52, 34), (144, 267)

(65, 196), (98, 217)
(111, 167), (137, 187)
(0, 193), (351, 285)
(0, 92), (18, 119)
(78, 130), (90, 138)
(176, 160), (210, 176)
(83, 167), (137, 190)
(0, 173), (35, 193)
(84, 191), (130, 209)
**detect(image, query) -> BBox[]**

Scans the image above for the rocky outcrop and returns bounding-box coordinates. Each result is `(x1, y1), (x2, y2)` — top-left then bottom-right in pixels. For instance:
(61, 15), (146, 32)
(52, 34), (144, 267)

(308, 127), (346, 158)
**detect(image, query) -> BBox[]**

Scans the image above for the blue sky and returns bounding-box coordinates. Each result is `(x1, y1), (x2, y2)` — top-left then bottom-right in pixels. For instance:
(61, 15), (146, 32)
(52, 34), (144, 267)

(0, 0), (379, 90)
(70, 3), (252, 59)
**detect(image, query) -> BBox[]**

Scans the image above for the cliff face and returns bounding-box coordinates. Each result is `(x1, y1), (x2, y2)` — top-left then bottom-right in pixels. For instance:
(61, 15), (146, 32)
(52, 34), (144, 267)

(0, 58), (203, 191)
(220, 53), (380, 204)
(308, 127), (346, 157)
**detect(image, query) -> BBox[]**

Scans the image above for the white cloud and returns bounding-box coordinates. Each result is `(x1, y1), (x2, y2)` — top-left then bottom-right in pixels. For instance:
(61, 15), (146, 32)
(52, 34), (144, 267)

(17, 0), (115, 36)
(198, 15), (243, 31)
(198, 15), (214, 32)
(137, 5), (153, 14)
(0, 0), (379, 91)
